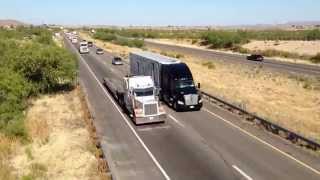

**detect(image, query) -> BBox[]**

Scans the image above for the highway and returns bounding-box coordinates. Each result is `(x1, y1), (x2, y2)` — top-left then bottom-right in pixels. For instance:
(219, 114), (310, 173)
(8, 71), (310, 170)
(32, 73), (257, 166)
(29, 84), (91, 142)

(144, 40), (320, 76)
(64, 37), (320, 180)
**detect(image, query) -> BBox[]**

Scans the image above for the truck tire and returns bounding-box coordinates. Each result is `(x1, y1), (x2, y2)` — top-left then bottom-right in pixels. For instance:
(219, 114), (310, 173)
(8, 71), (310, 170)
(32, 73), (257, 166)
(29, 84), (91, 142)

(173, 101), (180, 112)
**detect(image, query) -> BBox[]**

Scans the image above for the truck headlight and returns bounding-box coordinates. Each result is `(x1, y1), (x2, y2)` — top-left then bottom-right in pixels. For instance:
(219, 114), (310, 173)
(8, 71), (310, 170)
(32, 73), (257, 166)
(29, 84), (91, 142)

(177, 100), (184, 105)
(199, 99), (203, 103)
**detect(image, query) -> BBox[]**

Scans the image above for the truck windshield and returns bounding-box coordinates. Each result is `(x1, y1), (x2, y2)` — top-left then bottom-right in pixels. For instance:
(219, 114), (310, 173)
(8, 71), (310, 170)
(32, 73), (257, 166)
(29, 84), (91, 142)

(134, 88), (154, 97)
(176, 80), (195, 89)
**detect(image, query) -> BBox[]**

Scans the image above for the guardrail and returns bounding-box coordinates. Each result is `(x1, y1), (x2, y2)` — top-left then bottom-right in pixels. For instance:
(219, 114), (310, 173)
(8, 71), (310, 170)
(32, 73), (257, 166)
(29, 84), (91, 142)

(201, 91), (320, 152)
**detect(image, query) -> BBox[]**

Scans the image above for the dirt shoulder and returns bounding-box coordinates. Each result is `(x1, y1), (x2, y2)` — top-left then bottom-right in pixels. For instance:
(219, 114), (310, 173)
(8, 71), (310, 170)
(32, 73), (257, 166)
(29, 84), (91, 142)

(81, 32), (320, 144)
(1, 87), (110, 180)
(146, 38), (320, 66)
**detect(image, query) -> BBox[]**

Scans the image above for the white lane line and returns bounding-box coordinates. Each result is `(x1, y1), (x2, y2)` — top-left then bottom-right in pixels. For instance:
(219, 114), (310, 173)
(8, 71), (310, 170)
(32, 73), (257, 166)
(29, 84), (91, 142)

(232, 165), (253, 180)
(74, 43), (171, 180)
(203, 108), (320, 176)
(168, 114), (185, 128)
(137, 125), (171, 132)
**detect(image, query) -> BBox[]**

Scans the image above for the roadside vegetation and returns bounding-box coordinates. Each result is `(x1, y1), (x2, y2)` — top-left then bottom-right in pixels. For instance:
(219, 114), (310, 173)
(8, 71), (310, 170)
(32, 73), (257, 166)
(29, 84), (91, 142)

(0, 27), (108, 179)
(89, 28), (320, 63)
(0, 27), (77, 138)
(93, 29), (144, 48)
(83, 31), (320, 143)
(90, 28), (320, 42)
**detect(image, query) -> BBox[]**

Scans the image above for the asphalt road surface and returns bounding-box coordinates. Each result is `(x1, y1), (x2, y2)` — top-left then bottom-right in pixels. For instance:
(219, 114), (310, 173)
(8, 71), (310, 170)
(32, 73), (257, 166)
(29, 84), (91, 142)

(144, 40), (320, 76)
(64, 37), (320, 180)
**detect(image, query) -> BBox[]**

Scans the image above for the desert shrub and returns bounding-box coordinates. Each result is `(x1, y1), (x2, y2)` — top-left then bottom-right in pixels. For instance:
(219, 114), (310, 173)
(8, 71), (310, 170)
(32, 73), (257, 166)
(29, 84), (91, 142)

(93, 29), (144, 48)
(310, 53), (320, 63)
(191, 39), (198, 44)
(93, 31), (117, 41)
(201, 31), (248, 49)
(175, 53), (184, 59)
(201, 61), (215, 69)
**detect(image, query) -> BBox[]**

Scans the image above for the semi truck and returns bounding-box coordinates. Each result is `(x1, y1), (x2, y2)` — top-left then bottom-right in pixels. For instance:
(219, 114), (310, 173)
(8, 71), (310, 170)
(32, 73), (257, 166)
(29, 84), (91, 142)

(130, 51), (202, 111)
(103, 75), (166, 125)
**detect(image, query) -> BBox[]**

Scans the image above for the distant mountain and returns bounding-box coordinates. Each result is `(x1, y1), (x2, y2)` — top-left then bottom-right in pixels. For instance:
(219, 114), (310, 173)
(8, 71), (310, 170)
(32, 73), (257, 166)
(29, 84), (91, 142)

(0, 19), (26, 27)
(285, 21), (320, 26)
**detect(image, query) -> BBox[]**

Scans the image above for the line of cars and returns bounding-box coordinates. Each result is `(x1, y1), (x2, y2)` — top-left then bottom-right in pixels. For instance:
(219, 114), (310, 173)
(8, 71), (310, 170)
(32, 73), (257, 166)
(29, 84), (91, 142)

(66, 32), (124, 65)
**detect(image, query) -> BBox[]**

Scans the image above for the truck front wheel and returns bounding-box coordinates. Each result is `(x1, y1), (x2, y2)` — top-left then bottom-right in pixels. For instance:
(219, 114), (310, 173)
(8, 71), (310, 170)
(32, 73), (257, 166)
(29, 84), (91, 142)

(173, 101), (180, 112)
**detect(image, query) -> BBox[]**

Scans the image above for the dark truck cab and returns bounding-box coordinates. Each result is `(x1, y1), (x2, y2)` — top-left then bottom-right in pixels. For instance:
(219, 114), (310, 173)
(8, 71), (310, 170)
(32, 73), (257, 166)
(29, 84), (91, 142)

(130, 51), (202, 111)
(161, 63), (202, 111)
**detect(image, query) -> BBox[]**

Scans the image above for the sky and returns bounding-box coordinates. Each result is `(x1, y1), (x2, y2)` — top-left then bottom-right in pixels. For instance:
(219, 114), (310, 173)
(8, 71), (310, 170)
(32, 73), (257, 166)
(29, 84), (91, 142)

(1, 0), (320, 26)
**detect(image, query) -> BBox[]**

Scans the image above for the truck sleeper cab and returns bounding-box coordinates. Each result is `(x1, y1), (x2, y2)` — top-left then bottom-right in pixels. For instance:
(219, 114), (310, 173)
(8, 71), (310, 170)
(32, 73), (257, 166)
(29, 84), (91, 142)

(130, 51), (202, 111)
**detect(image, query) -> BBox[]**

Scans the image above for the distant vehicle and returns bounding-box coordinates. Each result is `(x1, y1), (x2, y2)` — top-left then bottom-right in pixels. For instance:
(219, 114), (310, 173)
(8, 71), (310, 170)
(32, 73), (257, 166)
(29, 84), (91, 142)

(71, 37), (78, 44)
(247, 54), (264, 61)
(79, 41), (89, 54)
(96, 48), (104, 55)
(88, 41), (93, 47)
(112, 56), (123, 65)
(103, 75), (166, 125)
(130, 51), (202, 111)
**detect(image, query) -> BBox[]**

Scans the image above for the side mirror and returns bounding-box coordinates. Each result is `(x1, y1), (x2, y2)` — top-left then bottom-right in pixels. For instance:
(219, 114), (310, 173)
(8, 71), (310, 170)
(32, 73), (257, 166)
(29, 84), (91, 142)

(197, 83), (201, 89)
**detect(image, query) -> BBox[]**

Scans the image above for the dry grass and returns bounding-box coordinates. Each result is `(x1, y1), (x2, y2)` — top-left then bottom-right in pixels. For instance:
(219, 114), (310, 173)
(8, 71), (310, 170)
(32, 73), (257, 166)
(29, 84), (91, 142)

(0, 135), (18, 180)
(85, 32), (320, 142)
(243, 40), (320, 56)
(10, 89), (101, 180)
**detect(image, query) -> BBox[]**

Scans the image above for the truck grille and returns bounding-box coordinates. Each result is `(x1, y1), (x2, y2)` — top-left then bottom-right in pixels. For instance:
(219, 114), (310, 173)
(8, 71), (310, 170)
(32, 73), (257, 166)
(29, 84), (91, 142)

(184, 94), (198, 106)
(144, 103), (158, 116)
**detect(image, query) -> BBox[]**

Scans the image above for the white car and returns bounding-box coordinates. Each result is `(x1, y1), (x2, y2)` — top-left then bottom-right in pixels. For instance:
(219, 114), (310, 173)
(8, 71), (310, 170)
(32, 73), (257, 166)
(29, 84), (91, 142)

(71, 37), (78, 44)
(79, 41), (89, 54)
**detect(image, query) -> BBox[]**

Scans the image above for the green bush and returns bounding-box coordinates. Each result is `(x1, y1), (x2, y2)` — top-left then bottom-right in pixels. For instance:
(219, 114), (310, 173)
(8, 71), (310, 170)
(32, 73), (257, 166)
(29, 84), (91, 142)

(0, 27), (77, 138)
(201, 31), (248, 49)
(0, 68), (31, 137)
(12, 43), (77, 93)
(93, 31), (117, 41)
(93, 29), (144, 48)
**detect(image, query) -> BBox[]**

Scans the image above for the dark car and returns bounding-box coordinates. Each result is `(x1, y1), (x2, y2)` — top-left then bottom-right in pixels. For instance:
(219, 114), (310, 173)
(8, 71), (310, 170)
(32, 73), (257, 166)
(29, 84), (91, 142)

(112, 56), (123, 65)
(96, 48), (104, 55)
(88, 41), (93, 47)
(247, 54), (264, 61)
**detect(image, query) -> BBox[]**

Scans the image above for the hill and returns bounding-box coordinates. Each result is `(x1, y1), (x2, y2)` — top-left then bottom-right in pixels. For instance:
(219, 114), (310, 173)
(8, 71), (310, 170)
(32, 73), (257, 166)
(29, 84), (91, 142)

(0, 19), (25, 27)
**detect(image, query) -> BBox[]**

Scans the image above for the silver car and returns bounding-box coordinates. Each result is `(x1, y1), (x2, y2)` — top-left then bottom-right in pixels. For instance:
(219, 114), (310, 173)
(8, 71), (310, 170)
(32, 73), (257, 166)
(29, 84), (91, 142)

(96, 48), (104, 55)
